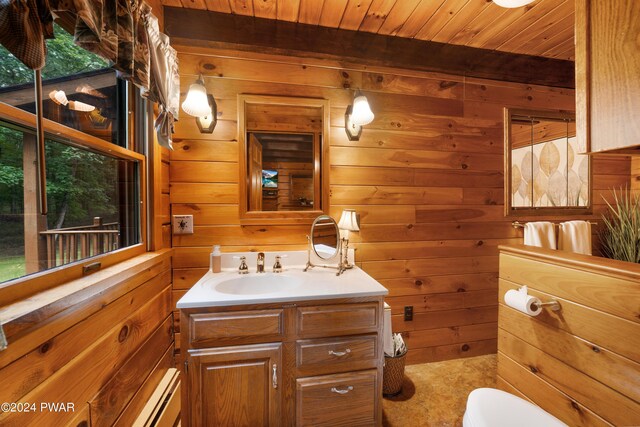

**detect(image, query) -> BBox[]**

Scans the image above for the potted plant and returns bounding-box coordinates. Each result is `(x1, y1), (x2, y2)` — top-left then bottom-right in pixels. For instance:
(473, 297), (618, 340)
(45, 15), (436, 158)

(600, 187), (640, 263)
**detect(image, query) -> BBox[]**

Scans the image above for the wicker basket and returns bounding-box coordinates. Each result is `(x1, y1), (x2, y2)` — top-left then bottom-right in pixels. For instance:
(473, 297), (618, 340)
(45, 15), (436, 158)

(383, 350), (407, 396)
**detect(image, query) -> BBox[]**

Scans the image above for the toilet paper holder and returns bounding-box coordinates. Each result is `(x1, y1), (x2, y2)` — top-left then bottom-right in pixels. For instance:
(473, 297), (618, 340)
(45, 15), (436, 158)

(532, 300), (561, 311)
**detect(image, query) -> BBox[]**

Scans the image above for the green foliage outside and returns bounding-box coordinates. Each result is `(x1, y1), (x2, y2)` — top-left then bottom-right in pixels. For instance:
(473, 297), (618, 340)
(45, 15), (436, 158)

(0, 23), (109, 88)
(0, 24), (119, 282)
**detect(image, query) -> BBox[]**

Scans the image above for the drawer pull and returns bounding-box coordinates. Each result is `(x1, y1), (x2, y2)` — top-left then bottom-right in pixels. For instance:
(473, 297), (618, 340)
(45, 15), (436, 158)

(272, 364), (278, 389)
(331, 386), (354, 395)
(328, 349), (351, 357)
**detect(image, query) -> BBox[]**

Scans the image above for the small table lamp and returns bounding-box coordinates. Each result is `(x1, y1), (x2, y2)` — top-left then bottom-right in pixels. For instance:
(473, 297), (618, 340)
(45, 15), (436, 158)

(338, 209), (359, 269)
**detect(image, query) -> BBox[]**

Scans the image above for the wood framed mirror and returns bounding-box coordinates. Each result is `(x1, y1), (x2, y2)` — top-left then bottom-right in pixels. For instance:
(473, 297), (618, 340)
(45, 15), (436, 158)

(504, 108), (591, 217)
(238, 95), (330, 225)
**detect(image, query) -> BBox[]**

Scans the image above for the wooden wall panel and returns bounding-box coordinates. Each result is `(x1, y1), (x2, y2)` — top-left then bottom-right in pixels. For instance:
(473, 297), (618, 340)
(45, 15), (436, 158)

(170, 46), (632, 363)
(497, 245), (640, 426)
(633, 157), (640, 191)
(0, 251), (173, 425)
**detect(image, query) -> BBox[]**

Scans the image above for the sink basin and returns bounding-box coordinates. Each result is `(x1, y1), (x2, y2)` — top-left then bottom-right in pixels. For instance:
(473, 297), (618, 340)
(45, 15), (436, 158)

(213, 274), (302, 295)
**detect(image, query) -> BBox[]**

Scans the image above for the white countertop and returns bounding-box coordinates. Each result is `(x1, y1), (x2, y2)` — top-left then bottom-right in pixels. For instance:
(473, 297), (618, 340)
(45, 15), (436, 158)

(176, 252), (388, 309)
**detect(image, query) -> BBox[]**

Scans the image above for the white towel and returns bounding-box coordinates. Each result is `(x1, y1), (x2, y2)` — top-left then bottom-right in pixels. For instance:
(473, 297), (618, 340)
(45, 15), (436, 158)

(558, 221), (592, 255)
(524, 221), (557, 249)
(383, 303), (393, 356)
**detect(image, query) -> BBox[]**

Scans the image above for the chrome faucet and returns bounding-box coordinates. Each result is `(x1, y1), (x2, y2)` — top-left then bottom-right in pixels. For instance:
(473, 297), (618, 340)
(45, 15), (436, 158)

(257, 252), (265, 273)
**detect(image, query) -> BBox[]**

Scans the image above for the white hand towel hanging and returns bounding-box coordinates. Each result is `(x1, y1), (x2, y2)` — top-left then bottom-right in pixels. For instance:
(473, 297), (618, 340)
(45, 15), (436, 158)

(558, 220), (592, 255)
(524, 221), (557, 249)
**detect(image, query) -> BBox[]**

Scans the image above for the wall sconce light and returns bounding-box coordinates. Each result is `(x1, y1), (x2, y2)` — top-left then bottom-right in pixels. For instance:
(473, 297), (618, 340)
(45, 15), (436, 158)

(182, 74), (212, 118)
(492, 0), (535, 8)
(344, 105), (362, 141)
(350, 91), (374, 126)
(344, 91), (374, 141)
(338, 209), (359, 270)
(49, 90), (68, 106)
(196, 95), (217, 134)
(68, 100), (95, 112)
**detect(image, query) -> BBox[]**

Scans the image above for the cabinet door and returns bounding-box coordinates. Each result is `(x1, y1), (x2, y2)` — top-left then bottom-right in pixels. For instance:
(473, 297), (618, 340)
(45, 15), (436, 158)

(576, 0), (640, 153)
(188, 343), (282, 427)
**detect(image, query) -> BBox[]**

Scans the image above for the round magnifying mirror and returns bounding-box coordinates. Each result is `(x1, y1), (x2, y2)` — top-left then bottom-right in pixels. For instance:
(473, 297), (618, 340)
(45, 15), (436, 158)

(310, 215), (340, 260)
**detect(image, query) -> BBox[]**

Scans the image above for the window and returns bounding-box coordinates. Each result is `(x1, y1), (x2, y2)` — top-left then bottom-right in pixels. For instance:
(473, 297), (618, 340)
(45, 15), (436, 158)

(0, 24), (145, 286)
(0, 24), (127, 147)
(0, 122), (141, 283)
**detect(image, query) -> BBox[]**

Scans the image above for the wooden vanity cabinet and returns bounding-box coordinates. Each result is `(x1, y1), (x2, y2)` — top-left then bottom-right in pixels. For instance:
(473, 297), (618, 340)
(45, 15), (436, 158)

(180, 298), (384, 426)
(576, 0), (640, 154)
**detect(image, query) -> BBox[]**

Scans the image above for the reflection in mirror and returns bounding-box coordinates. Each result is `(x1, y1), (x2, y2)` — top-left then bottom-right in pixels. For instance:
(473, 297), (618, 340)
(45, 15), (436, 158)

(238, 95), (330, 225)
(310, 215), (340, 260)
(248, 132), (316, 211)
(505, 109), (590, 215)
(246, 102), (321, 212)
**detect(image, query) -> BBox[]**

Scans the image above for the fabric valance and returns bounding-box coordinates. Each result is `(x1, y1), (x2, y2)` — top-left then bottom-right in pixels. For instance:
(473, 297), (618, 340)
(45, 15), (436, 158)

(0, 0), (179, 149)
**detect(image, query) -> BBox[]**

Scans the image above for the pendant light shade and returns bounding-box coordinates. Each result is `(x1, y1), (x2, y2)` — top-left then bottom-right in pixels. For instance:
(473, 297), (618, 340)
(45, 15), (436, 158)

(182, 75), (212, 117)
(350, 94), (374, 126)
(492, 0), (535, 8)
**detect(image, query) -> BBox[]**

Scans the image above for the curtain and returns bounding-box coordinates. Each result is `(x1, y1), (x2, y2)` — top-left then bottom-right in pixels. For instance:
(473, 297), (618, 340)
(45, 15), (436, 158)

(142, 9), (179, 149)
(0, 0), (54, 69)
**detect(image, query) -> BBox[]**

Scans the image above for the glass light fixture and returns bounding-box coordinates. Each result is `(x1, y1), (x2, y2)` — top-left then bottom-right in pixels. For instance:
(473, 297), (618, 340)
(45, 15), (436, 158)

(493, 0), (535, 8)
(68, 100), (95, 112)
(49, 90), (68, 106)
(182, 74), (212, 117)
(338, 209), (359, 269)
(350, 92), (374, 126)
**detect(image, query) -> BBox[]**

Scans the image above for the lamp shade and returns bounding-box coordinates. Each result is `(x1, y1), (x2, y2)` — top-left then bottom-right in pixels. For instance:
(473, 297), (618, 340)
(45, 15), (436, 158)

(49, 90), (68, 105)
(68, 100), (95, 112)
(182, 78), (212, 117)
(338, 209), (359, 232)
(350, 94), (374, 126)
(492, 0), (535, 8)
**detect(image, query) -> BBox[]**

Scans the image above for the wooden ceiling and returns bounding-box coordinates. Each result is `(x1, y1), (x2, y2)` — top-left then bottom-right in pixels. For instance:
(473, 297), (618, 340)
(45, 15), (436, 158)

(160, 0), (575, 61)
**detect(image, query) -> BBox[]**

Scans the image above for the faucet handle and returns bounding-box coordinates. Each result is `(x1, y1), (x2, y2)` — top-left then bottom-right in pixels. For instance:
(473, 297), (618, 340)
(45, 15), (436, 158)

(273, 255), (287, 273)
(234, 256), (249, 274)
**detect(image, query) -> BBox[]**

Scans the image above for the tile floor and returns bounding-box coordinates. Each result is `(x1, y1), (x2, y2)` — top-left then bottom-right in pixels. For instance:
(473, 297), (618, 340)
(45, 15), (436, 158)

(382, 354), (497, 427)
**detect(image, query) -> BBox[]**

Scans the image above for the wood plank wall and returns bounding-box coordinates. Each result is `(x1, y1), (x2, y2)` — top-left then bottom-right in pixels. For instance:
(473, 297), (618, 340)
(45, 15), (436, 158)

(633, 157), (640, 191)
(169, 45), (632, 363)
(497, 245), (640, 426)
(0, 251), (173, 426)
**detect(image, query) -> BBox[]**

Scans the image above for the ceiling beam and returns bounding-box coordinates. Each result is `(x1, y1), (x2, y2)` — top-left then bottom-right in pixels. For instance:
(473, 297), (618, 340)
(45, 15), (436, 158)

(164, 7), (574, 89)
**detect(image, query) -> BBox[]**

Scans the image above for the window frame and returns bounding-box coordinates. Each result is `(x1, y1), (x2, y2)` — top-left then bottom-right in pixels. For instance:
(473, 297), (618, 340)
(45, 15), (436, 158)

(0, 87), (147, 306)
(503, 107), (592, 218)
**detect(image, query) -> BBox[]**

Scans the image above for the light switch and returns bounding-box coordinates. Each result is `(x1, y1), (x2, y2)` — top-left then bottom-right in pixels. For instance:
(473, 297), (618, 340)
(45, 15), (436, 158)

(173, 215), (194, 234)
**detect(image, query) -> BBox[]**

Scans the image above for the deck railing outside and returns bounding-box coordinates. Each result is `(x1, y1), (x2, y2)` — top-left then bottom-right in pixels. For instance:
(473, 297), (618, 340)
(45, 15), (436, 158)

(40, 217), (119, 268)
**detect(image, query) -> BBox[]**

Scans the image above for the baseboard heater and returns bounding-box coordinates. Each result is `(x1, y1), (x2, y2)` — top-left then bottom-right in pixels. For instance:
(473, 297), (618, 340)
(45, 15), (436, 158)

(134, 368), (181, 427)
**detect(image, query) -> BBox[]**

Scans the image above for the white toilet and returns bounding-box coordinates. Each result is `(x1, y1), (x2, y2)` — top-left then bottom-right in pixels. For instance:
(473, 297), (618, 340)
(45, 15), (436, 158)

(463, 388), (568, 427)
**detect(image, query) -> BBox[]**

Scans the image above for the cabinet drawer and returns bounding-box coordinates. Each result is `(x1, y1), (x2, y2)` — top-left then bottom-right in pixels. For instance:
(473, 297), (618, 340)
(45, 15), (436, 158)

(297, 335), (378, 372)
(189, 309), (284, 346)
(296, 370), (378, 426)
(297, 303), (379, 338)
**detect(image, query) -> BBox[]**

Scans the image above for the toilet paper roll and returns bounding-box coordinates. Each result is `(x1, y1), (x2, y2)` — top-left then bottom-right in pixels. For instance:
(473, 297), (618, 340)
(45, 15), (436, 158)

(504, 288), (542, 316)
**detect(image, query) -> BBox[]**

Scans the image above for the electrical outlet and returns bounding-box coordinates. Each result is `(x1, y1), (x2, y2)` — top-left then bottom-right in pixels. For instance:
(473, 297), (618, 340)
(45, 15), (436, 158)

(173, 215), (194, 234)
(404, 306), (413, 321)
